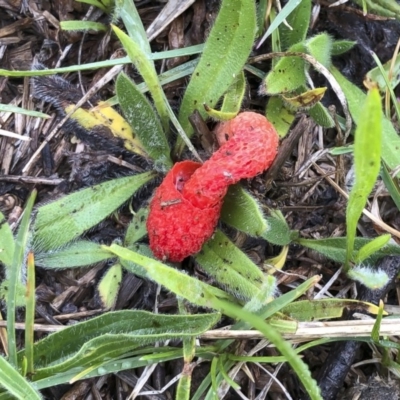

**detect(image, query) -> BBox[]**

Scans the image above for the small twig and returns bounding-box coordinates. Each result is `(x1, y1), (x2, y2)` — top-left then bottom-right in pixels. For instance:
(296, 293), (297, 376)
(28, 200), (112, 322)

(0, 175), (64, 185)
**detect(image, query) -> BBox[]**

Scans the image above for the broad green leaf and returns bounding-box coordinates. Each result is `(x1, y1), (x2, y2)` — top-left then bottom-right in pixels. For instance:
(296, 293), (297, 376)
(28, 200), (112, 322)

(116, 72), (172, 170)
(120, 243), (152, 278)
(111, 25), (169, 132)
(98, 263), (122, 309)
(195, 230), (264, 301)
(106, 244), (235, 309)
(60, 21), (107, 31)
(262, 210), (292, 246)
(204, 71), (246, 121)
(381, 163), (400, 210)
(0, 211), (14, 267)
(347, 265), (389, 289)
(296, 237), (400, 263)
(281, 299), (382, 322)
(19, 310), (219, 380)
(220, 71), (246, 116)
(33, 172), (155, 252)
(0, 356), (42, 400)
(308, 101), (335, 127)
(7, 190), (36, 367)
(35, 241), (114, 268)
(331, 40), (356, 56)
(331, 67), (400, 170)
(306, 33), (332, 68)
(124, 207), (149, 246)
(221, 186), (291, 245)
(176, 0), (256, 155)
(266, 96), (295, 137)
(264, 42), (308, 95)
(221, 185), (268, 236)
(346, 87), (382, 266)
(354, 234), (391, 263)
(279, 0), (311, 50)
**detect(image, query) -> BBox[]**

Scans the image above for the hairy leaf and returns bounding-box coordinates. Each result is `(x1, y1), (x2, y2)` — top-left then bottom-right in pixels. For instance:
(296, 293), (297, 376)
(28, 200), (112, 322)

(176, 0), (256, 154)
(33, 172), (155, 252)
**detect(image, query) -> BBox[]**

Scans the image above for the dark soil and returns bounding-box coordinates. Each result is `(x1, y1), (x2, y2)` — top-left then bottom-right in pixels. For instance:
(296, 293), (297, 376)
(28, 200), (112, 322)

(1, 0), (400, 399)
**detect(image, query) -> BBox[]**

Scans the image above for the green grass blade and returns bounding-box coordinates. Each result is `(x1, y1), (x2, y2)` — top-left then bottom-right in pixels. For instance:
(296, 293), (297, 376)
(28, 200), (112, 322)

(176, 0), (256, 155)
(279, 0), (311, 50)
(0, 45), (203, 77)
(331, 67), (400, 170)
(114, 0), (151, 54)
(7, 190), (36, 367)
(112, 25), (169, 132)
(345, 87), (382, 268)
(60, 21), (107, 31)
(33, 172), (155, 252)
(258, 0), (311, 47)
(0, 104), (49, 118)
(0, 356), (42, 399)
(296, 237), (400, 263)
(381, 163), (400, 210)
(370, 51), (400, 121)
(213, 299), (322, 400)
(354, 234), (391, 263)
(25, 252), (36, 375)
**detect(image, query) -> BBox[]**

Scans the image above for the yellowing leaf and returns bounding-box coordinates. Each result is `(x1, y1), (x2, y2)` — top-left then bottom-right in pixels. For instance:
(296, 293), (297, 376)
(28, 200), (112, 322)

(282, 87), (327, 110)
(65, 104), (148, 157)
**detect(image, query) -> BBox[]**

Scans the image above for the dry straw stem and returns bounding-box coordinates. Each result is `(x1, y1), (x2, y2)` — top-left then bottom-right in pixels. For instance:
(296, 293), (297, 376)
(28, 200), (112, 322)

(312, 162), (400, 240)
(202, 318), (400, 341)
(3, 318), (400, 341)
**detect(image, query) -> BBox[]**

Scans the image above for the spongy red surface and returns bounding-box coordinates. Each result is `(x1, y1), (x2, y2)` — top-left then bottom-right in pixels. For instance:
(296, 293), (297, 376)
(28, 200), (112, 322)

(147, 161), (222, 262)
(147, 112), (279, 262)
(182, 112), (279, 209)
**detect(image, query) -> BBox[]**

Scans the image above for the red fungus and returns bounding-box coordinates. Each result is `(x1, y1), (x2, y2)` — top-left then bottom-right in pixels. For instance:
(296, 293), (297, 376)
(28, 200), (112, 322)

(147, 112), (279, 262)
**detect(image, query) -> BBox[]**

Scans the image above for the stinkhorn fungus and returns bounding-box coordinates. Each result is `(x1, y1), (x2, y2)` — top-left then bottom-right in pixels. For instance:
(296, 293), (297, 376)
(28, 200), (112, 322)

(147, 112), (279, 262)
